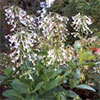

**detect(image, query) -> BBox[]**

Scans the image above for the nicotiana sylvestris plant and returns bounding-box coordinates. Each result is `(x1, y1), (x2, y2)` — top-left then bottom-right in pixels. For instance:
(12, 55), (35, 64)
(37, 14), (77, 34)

(5, 5), (93, 67)
(2, 4), (98, 100)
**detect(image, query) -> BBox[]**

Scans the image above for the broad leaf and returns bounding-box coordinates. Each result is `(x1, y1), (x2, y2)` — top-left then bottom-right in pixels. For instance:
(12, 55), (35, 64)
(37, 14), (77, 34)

(11, 79), (30, 94)
(0, 75), (6, 81)
(76, 84), (95, 92)
(33, 82), (44, 93)
(3, 89), (23, 99)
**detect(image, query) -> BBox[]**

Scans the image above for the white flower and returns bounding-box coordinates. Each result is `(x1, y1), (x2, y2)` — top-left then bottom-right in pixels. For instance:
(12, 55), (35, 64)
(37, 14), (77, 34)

(47, 45), (74, 65)
(5, 6), (37, 32)
(54, 68), (57, 71)
(46, 0), (55, 8)
(71, 13), (92, 35)
(33, 68), (36, 70)
(39, 13), (69, 40)
(6, 27), (37, 65)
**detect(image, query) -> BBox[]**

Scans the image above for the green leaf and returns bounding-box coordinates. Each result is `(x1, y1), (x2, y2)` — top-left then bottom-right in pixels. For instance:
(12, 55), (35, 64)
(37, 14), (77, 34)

(46, 80), (59, 91)
(66, 90), (81, 99)
(79, 50), (95, 64)
(76, 84), (96, 92)
(11, 79), (30, 94)
(40, 90), (56, 100)
(75, 69), (81, 79)
(69, 80), (79, 88)
(63, 70), (71, 77)
(0, 75), (6, 81)
(50, 69), (63, 79)
(3, 89), (23, 99)
(3, 66), (13, 76)
(33, 82), (44, 93)
(56, 92), (66, 100)
(42, 73), (50, 83)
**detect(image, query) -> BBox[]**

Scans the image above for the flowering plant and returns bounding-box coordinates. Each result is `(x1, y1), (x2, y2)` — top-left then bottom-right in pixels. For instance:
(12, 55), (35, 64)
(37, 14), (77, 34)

(0, 4), (100, 100)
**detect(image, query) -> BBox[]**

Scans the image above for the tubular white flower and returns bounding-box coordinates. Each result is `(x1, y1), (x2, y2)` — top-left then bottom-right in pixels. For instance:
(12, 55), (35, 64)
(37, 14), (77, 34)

(71, 13), (92, 35)
(5, 6), (38, 65)
(39, 13), (69, 41)
(5, 5), (95, 69)
(7, 29), (38, 65)
(47, 45), (74, 65)
(5, 6), (37, 31)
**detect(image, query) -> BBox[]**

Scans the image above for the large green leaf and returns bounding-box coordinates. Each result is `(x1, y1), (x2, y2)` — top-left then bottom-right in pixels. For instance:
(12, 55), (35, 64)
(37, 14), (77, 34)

(46, 80), (59, 91)
(79, 50), (95, 64)
(0, 75), (6, 81)
(11, 79), (30, 94)
(76, 84), (96, 92)
(3, 89), (23, 99)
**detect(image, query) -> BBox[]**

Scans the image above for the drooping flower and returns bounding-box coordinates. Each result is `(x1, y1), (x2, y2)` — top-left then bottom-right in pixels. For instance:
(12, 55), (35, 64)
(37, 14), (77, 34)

(5, 6), (37, 31)
(71, 13), (92, 35)
(39, 13), (69, 41)
(5, 6), (38, 65)
(47, 45), (74, 66)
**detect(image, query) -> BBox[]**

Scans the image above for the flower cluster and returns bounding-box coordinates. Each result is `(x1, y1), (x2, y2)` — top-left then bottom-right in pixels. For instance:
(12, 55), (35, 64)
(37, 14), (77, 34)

(6, 30), (37, 64)
(47, 45), (74, 66)
(5, 5), (95, 67)
(70, 32), (82, 39)
(71, 13), (92, 35)
(39, 13), (69, 41)
(5, 6), (37, 31)
(38, 13), (75, 65)
(5, 6), (38, 65)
